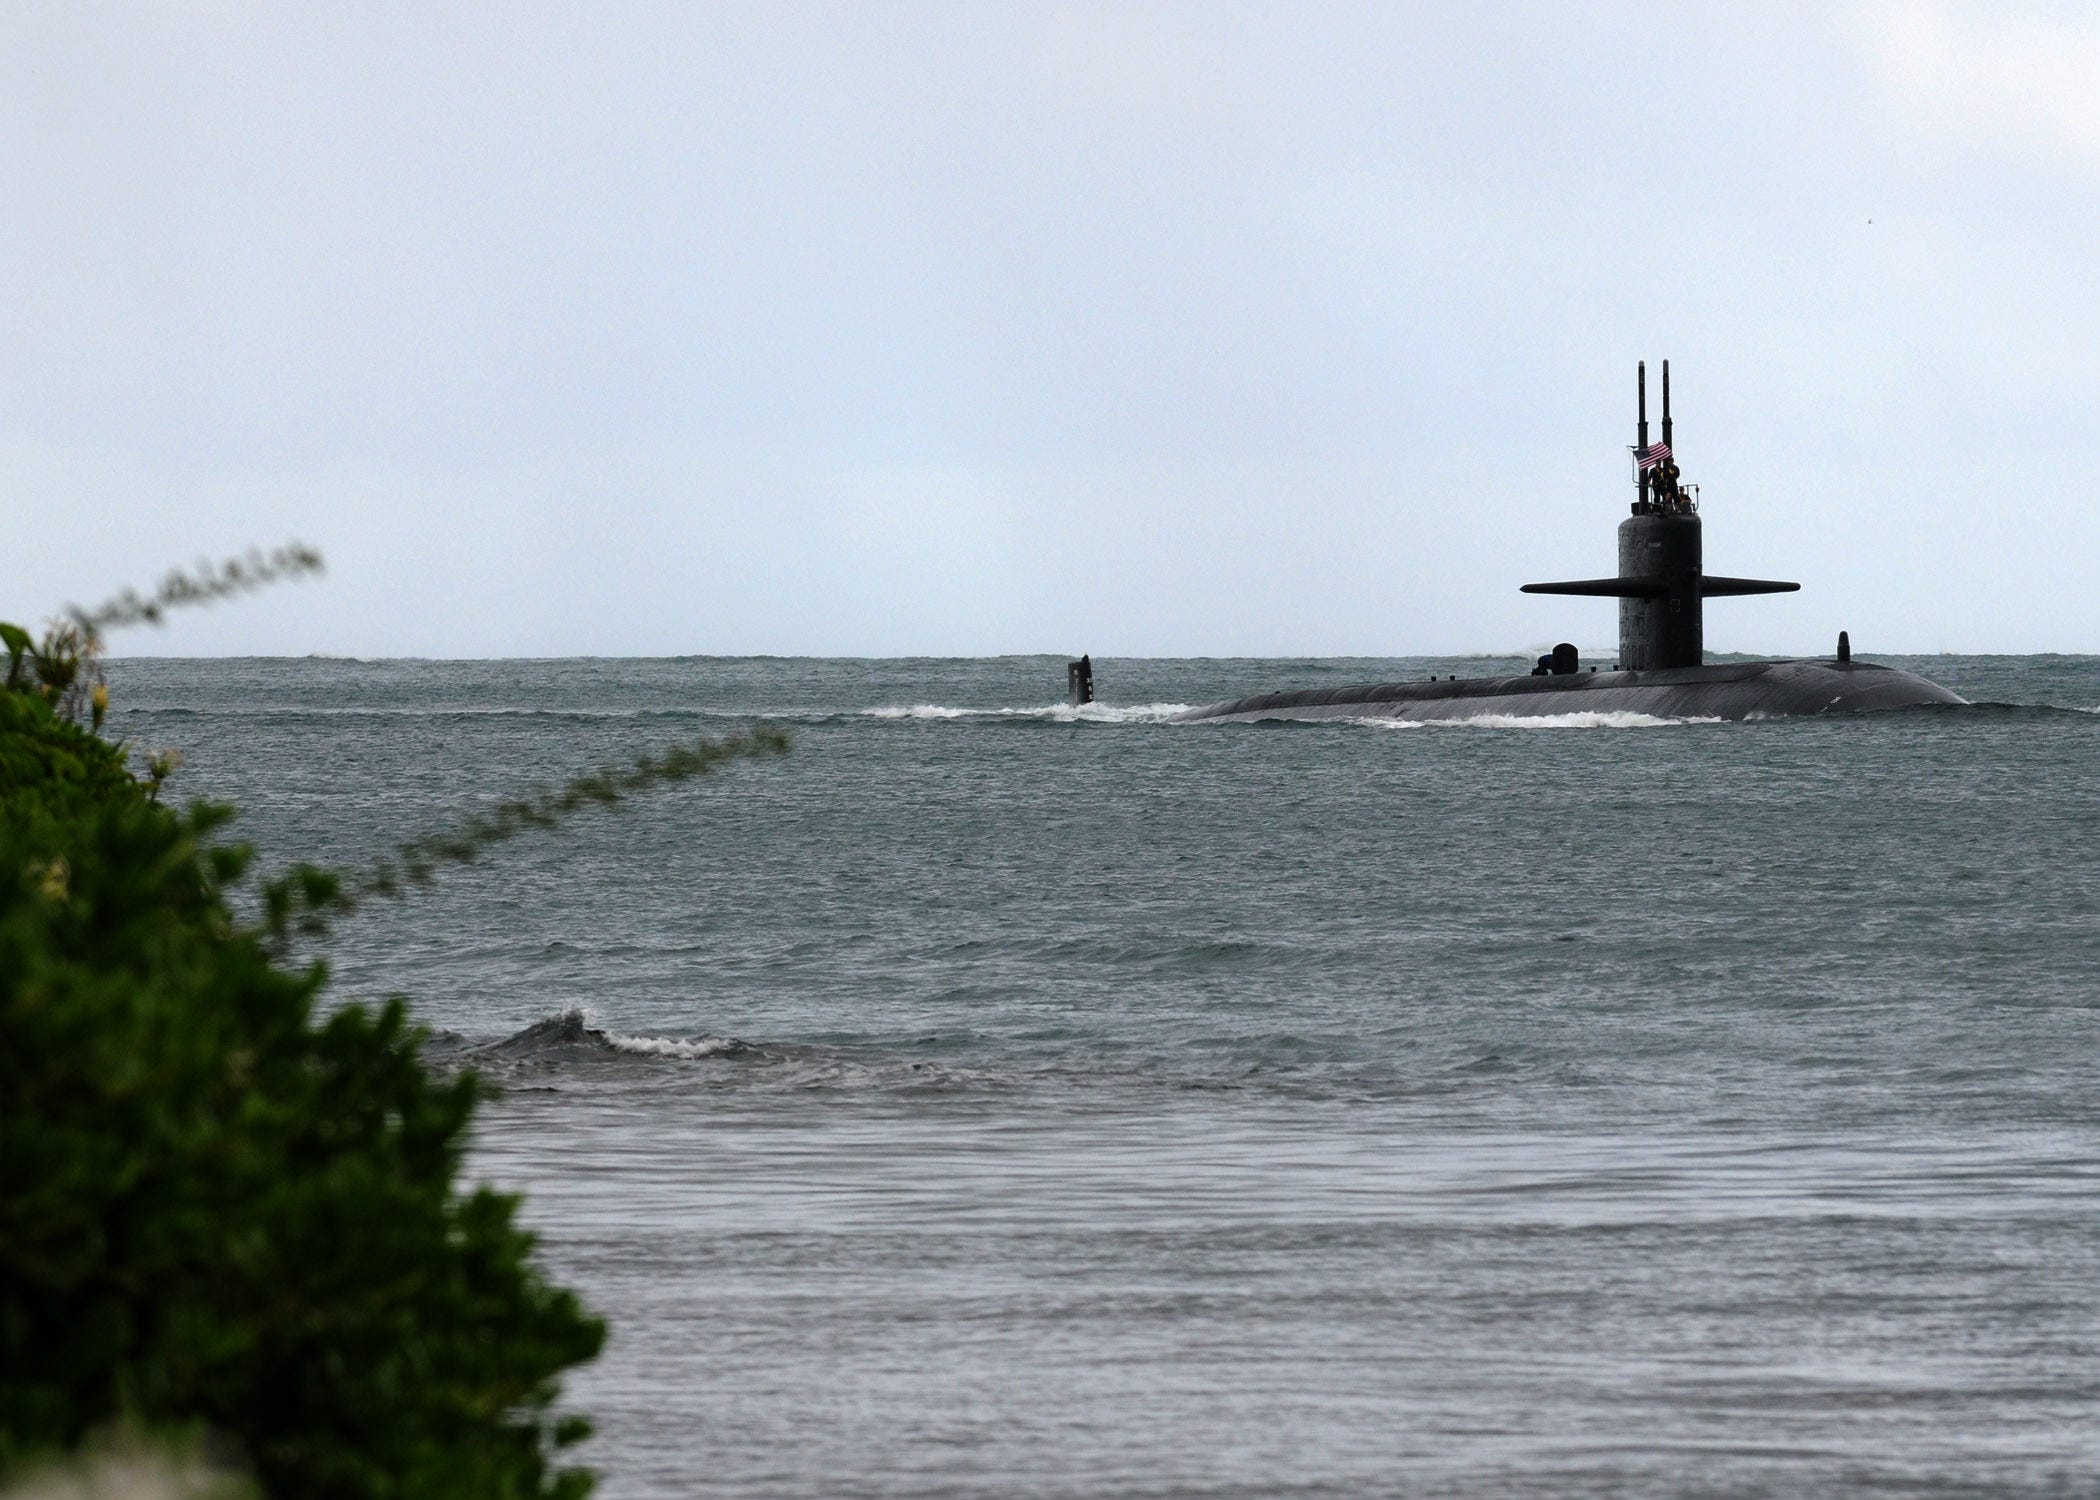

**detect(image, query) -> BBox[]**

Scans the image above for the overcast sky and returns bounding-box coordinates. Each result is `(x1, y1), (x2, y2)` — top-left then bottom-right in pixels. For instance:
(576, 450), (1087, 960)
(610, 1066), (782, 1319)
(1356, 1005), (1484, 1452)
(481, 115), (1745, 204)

(4, 1), (2095, 657)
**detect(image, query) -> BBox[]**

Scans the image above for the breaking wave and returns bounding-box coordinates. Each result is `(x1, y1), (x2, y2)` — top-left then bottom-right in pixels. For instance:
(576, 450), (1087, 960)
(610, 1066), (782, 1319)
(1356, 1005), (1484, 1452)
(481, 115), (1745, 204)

(601, 1031), (747, 1060)
(426, 1009), (1289, 1099)
(428, 1009), (1033, 1095)
(438, 1008), (751, 1072)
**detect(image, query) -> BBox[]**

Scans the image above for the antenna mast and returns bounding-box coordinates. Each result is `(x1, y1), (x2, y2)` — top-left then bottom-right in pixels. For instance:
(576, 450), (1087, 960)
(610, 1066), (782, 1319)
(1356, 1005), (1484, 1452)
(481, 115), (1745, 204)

(1636, 361), (1650, 512)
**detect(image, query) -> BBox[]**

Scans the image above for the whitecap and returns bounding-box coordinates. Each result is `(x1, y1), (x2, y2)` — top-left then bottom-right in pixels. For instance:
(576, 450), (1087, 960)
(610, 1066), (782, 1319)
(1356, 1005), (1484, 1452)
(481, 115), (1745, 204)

(461, 1007), (748, 1064)
(862, 704), (979, 719)
(861, 702), (1192, 724)
(601, 1031), (745, 1060)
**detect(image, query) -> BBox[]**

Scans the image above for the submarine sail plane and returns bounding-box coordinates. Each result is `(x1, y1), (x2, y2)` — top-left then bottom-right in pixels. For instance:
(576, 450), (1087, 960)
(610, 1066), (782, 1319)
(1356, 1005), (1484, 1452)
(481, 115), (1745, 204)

(1171, 362), (1963, 724)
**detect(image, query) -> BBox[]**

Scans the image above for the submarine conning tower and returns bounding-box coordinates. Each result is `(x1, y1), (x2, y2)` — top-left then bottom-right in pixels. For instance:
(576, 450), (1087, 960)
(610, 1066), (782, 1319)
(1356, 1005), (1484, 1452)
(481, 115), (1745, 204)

(1521, 360), (1798, 671)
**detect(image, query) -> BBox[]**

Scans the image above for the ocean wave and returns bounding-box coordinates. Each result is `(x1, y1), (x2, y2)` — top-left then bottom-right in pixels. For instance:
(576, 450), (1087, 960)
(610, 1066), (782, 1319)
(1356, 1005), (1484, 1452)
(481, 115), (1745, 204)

(444, 1008), (750, 1071)
(603, 1031), (745, 1060)
(433, 1010), (1023, 1094)
(431, 1008), (1628, 1104)
(861, 702), (1193, 724)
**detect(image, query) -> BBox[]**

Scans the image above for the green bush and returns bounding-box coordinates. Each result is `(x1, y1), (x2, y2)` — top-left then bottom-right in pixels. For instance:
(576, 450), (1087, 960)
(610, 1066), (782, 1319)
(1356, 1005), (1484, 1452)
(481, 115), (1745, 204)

(1, 677), (604, 1496)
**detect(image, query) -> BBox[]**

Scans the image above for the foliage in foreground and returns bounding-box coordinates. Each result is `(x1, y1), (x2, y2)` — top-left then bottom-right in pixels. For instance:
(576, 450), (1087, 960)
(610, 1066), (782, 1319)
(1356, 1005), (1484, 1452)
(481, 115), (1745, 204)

(0, 684), (602, 1496)
(4, 545), (325, 732)
(0, 612), (792, 1497)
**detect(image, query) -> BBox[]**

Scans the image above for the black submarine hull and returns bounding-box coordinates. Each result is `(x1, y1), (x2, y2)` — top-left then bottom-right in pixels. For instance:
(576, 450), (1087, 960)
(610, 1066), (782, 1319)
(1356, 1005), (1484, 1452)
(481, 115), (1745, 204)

(1170, 658), (1964, 725)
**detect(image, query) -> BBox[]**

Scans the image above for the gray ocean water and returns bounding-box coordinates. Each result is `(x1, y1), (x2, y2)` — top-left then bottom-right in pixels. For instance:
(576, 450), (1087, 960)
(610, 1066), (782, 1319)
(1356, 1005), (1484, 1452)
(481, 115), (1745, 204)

(105, 653), (2100, 1499)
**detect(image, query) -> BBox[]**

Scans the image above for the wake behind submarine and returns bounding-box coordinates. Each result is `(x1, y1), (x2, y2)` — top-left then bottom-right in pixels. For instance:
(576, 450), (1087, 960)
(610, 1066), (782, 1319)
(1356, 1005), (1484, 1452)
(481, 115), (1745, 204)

(1170, 362), (1964, 725)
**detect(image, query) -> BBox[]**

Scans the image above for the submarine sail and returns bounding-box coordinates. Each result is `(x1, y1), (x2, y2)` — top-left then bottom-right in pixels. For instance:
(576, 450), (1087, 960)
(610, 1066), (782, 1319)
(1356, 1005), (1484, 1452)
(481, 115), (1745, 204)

(1171, 362), (1962, 724)
(1521, 360), (1797, 671)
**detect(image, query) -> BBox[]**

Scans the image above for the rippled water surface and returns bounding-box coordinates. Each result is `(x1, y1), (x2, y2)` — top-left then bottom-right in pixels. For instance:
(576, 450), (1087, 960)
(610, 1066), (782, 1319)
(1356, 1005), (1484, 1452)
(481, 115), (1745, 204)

(107, 653), (2100, 1497)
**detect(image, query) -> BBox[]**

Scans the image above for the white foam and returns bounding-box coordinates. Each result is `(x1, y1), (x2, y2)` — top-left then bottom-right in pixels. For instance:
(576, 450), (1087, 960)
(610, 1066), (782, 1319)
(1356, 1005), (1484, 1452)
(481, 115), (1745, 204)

(862, 704), (977, 719)
(1361, 710), (1721, 730)
(1050, 701), (1193, 724)
(862, 702), (1193, 724)
(603, 1031), (742, 1060)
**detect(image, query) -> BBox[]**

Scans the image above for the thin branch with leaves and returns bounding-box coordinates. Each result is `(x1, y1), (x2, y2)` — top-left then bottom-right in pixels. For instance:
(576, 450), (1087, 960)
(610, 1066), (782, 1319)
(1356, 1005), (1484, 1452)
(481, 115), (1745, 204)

(260, 723), (793, 946)
(71, 543), (326, 634)
(4, 543), (325, 731)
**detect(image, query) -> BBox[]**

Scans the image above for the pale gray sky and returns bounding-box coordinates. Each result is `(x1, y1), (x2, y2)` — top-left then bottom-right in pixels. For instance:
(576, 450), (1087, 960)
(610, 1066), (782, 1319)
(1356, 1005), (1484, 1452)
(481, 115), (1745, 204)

(5, 1), (2095, 656)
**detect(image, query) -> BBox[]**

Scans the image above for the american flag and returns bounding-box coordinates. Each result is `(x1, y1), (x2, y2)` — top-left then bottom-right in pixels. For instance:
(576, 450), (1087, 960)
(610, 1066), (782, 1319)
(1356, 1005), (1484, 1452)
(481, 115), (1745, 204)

(1637, 441), (1673, 470)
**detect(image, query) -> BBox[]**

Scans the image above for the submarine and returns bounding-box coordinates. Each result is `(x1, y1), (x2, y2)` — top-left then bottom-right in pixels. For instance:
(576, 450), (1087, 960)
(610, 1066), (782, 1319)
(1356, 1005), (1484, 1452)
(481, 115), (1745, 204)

(1172, 362), (1964, 725)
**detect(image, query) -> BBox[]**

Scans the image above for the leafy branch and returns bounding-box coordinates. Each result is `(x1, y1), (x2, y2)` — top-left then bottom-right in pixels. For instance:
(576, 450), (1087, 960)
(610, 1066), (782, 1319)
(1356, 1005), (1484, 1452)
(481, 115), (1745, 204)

(71, 542), (325, 633)
(260, 723), (793, 946)
(4, 543), (325, 732)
